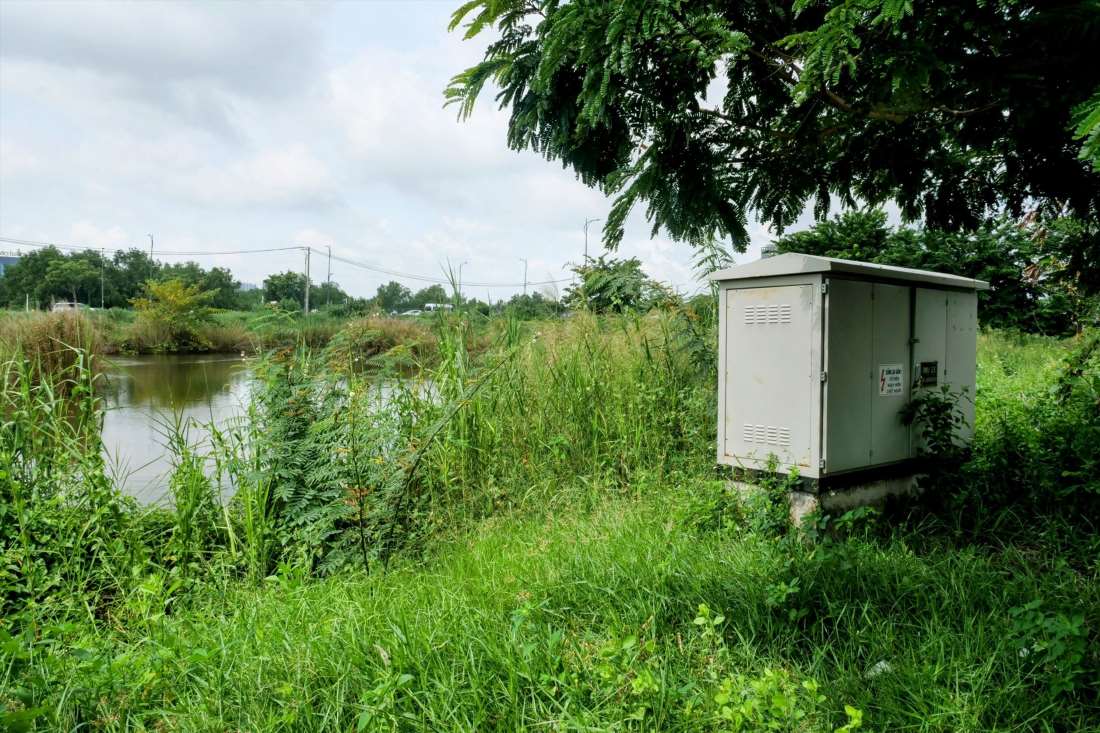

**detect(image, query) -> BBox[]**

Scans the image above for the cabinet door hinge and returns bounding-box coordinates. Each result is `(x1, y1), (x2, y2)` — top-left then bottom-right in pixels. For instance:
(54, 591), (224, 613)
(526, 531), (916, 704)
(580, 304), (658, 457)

(820, 281), (829, 294)
(820, 371), (828, 383)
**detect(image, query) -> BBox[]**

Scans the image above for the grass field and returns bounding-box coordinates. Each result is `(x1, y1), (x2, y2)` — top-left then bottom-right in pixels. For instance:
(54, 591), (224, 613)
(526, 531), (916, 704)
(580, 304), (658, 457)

(2, 311), (1098, 731)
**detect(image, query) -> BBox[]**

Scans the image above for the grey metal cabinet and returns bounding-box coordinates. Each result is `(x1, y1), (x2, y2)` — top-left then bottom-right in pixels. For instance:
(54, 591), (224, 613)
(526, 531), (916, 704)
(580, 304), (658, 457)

(711, 253), (987, 485)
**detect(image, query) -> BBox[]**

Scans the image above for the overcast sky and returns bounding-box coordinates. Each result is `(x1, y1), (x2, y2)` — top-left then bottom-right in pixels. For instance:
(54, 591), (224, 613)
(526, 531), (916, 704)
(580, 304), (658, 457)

(0, 0), (796, 300)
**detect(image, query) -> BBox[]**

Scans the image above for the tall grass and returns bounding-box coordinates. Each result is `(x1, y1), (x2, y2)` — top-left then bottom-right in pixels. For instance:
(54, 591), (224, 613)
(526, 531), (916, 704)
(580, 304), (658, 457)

(0, 307), (359, 358)
(323, 316), (438, 374)
(0, 311), (101, 385)
(9, 484), (1099, 730)
(398, 311), (713, 527)
(2, 314), (1098, 731)
(0, 346), (139, 626)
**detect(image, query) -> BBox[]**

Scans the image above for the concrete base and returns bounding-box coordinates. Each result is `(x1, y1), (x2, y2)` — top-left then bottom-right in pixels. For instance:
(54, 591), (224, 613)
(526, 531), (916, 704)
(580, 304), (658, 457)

(731, 474), (923, 527)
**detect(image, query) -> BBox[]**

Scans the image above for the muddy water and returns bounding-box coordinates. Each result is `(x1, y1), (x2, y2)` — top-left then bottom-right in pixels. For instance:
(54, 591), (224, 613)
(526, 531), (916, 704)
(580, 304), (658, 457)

(100, 354), (251, 504)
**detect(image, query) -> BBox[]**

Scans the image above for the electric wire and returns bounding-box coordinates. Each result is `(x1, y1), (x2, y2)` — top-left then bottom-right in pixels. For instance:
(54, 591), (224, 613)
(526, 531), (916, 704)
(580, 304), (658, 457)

(0, 235), (574, 289)
(0, 236), (303, 256)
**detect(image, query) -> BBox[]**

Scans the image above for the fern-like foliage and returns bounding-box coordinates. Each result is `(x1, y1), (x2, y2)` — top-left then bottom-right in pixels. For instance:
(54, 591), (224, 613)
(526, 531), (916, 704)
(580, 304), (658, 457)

(1072, 86), (1100, 172)
(446, 0), (1100, 245)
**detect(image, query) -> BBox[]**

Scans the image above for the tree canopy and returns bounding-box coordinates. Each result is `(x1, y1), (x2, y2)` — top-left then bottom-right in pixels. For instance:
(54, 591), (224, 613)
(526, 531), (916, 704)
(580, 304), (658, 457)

(773, 210), (1099, 333)
(374, 281), (414, 313)
(447, 1), (1100, 248)
(0, 247), (258, 310)
(564, 255), (668, 312)
(262, 271), (308, 308)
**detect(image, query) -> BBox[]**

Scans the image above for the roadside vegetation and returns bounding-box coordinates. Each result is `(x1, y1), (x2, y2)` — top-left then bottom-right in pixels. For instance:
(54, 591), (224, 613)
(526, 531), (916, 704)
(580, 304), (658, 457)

(2, 209), (1099, 730)
(4, 0), (1100, 728)
(2, 286), (1098, 729)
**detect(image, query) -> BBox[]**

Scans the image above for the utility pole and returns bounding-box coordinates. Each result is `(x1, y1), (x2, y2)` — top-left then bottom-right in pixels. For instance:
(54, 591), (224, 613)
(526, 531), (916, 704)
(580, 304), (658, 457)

(303, 247), (311, 315)
(519, 257), (528, 296)
(583, 218), (601, 262)
(100, 248), (105, 309)
(147, 234), (154, 258)
(326, 245), (332, 306)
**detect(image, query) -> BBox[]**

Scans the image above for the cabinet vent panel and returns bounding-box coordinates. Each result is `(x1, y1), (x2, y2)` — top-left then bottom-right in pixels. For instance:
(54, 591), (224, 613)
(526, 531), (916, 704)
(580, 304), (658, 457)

(744, 304), (792, 325)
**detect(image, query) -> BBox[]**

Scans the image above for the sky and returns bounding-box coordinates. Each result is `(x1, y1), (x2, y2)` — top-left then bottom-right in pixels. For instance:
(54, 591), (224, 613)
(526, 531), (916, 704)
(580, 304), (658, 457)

(0, 0), (808, 300)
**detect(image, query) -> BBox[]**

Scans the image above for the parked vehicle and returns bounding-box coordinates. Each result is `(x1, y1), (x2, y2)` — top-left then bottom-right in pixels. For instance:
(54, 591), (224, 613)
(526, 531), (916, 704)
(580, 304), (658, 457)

(51, 301), (89, 313)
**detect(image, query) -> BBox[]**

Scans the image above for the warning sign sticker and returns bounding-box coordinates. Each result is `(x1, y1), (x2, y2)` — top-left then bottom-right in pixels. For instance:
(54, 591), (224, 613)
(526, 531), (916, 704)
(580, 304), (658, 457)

(878, 363), (904, 396)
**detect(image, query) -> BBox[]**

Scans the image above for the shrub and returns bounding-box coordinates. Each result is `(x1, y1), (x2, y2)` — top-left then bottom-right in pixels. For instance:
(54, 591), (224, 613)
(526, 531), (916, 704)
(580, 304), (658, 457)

(323, 317), (436, 374)
(892, 330), (1100, 533)
(130, 278), (216, 352)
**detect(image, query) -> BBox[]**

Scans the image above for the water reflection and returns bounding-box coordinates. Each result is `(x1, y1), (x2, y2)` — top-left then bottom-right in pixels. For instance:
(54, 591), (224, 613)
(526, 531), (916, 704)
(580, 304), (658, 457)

(101, 354), (251, 504)
(101, 354), (247, 409)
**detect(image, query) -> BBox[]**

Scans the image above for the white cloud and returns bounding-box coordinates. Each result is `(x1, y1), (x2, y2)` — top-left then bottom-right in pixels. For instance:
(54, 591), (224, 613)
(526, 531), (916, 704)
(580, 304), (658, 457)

(68, 221), (130, 249)
(0, 1), (324, 137)
(0, 1), (758, 300)
(328, 50), (518, 188)
(0, 139), (40, 177)
(176, 146), (337, 209)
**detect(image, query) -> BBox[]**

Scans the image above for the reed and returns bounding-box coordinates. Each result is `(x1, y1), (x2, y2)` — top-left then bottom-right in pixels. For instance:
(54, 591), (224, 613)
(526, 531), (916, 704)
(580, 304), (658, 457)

(0, 311), (102, 385)
(2, 315), (1097, 732)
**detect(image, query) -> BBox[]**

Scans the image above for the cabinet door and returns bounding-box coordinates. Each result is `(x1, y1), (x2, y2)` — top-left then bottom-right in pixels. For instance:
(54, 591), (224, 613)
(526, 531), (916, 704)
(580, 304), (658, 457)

(912, 288), (948, 453)
(870, 283), (911, 464)
(945, 291), (978, 440)
(723, 285), (815, 470)
(824, 279), (872, 472)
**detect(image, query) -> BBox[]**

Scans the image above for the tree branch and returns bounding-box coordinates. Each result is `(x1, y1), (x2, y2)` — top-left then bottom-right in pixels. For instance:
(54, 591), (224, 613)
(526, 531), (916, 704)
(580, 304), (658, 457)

(698, 108), (796, 140)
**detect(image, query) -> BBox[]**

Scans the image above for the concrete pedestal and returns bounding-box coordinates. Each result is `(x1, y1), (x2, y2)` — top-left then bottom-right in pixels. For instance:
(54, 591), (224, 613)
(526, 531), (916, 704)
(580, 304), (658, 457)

(730, 473), (923, 527)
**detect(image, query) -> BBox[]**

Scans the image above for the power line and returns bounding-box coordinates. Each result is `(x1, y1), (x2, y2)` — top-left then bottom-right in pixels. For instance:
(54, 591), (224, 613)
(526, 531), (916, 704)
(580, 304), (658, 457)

(0, 235), (573, 289)
(324, 250), (570, 288)
(0, 236), (303, 257)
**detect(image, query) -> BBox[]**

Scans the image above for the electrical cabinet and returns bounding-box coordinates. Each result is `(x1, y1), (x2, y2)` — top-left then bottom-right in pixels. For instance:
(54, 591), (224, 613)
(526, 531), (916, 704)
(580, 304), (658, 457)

(712, 253), (987, 485)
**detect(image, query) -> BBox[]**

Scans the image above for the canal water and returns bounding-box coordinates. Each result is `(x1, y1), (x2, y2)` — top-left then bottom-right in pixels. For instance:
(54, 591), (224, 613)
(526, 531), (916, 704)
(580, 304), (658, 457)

(100, 354), (252, 504)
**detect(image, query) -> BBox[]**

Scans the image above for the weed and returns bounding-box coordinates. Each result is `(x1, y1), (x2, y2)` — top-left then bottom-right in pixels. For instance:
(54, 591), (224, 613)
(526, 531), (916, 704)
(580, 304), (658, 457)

(1009, 599), (1091, 698)
(2, 315), (1099, 731)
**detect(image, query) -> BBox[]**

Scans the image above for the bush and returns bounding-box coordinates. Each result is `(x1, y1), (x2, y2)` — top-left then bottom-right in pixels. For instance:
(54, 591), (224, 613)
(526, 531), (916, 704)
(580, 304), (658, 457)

(890, 330), (1100, 535)
(130, 278), (216, 352)
(773, 210), (1099, 334)
(323, 317), (436, 374)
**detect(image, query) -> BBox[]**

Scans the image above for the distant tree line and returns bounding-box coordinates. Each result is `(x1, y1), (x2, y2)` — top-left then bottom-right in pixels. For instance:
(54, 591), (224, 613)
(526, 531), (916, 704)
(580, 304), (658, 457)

(0, 247), (568, 319)
(362, 279), (564, 319)
(0, 247), (255, 311)
(9, 214), (1087, 333)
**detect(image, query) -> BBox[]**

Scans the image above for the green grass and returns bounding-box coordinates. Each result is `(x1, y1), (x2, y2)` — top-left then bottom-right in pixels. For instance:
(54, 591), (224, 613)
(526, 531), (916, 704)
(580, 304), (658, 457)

(19, 478), (1098, 730)
(0, 308), (380, 357)
(2, 316), (1099, 731)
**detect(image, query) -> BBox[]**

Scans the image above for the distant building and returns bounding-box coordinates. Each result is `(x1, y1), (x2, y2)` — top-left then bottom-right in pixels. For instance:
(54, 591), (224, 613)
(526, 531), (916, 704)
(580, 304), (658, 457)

(423, 302), (454, 312)
(0, 253), (20, 276)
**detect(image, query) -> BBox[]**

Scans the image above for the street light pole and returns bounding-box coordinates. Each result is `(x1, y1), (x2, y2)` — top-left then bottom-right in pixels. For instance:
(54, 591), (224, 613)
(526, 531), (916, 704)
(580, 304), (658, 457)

(326, 245), (332, 306)
(583, 218), (601, 262)
(303, 247), (311, 315)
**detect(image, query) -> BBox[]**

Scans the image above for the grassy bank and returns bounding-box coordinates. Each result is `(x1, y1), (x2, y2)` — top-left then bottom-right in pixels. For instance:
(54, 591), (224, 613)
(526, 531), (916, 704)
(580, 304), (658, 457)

(0, 308), (443, 366)
(2, 309), (1099, 730)
(14, 481), (1098, 731)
